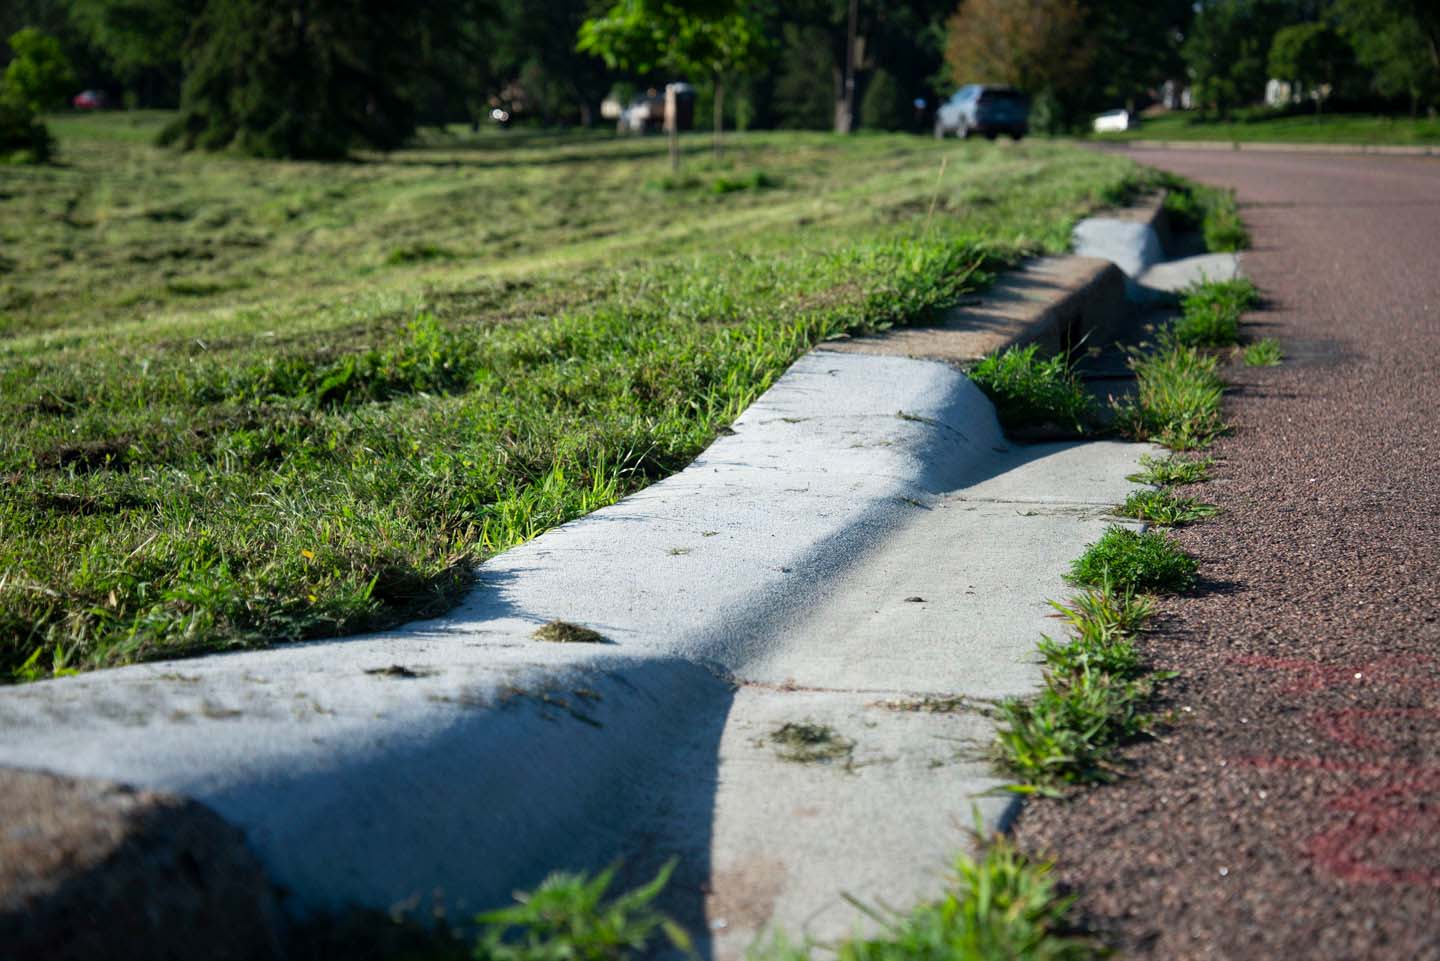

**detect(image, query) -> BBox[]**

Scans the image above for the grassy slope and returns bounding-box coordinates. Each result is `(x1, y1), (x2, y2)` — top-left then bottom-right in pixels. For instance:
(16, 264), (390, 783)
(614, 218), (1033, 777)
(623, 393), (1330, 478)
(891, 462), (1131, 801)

(1093, 109), (1440, 145)
(0, 113), (1146, 679)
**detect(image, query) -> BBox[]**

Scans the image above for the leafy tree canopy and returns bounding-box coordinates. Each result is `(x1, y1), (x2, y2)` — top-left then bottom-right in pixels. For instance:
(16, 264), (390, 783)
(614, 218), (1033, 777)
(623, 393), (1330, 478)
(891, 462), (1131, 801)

(66, 0), (195, 81)
(1183, 0), (1292, 118)
(163, 0), (479, 159)
(1332, 0), (1440, 113)
(943, 0), (1093, 96)
(1269, 22), (1351, 110)
(3, 26), (74, 112)
(578, 0), (770, 81)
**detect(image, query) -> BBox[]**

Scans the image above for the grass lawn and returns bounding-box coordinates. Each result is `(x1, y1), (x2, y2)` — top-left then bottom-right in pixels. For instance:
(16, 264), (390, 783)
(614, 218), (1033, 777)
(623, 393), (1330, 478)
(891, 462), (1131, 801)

(1093, 109), (1440, 145)
(0, 112), (1150, 680)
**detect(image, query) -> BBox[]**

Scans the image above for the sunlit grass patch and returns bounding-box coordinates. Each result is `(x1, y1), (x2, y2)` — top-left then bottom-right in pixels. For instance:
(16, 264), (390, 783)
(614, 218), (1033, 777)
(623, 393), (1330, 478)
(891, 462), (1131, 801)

(0, 118), (1149, 679)
(968, 344), (1095, 434)
(1243, 338), (1283, 367)
(1112, 335), (1226, 450)
(999, 582), (1167, 793)
(1172, 277), (1258, 347)
(1115, 489), (1218, 527)
(1125, 452), (1212, 487)
(760, 830), (1100, 961)
(1067, 526), (1198, 594)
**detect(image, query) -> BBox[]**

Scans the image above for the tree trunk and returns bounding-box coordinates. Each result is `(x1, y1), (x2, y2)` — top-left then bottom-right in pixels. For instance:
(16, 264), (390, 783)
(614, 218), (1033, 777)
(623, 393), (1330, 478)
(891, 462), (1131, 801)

(837, 0), (859, 133)
(713, 75), (724, 159)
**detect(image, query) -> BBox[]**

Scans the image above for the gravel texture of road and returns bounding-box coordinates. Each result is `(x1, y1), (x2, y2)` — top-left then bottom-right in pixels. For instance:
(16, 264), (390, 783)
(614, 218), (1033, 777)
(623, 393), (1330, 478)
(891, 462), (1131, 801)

(1015, 149), (1440, 958)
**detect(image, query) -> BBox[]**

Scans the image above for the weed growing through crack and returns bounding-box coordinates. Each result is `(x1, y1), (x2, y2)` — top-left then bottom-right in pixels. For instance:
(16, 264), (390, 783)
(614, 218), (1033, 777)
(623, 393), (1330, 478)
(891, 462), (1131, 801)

(1126, 453), (1212, 486)
(533, 621), (608, 644)
(473, 860), (691, 961)
(1067, 526), (1197, 594)
(1172, 278), (1259, 348)
(761, 831), (1099, 961)
(1049, 586), (1154, 640)
(1115, 489), (1218, 526)
(1112, 333), (1226, 450)
(968, 344), (1095, 434)
(470, 829), (1101, 961)
(998, 662), (1158, 792)
(1243, 338), (1283, 367)
(998, 584), (1166, 792)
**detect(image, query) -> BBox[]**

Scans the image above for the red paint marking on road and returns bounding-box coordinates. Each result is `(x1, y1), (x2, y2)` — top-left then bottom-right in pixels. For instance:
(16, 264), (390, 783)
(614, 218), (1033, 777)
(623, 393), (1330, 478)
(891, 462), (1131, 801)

(1226, 656), (1440, 888)
(1308, 775), (1440, 886)
(1231, 654), (1440, 694)
(1314, 708), (1440, 752)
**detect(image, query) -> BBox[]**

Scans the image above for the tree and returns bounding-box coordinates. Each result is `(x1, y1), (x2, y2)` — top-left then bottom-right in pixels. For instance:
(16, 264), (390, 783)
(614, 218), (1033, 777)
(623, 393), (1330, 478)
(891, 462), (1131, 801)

(1269, 23), (1351, 113)
(0, 28), (68, 163)
(579, 0), (772, 159)
(1333, 0), (1440, 116)
(67, 0), (198, 106)
(772, 22), (834, 128)
(3, 26), (74, 113)
(1082, 0), (1192, 114)
(162, 0), (454, 158)
(1183, 0), (1291, 118)
(943, 0), (1093, 104)
(860, 68), (908, 130)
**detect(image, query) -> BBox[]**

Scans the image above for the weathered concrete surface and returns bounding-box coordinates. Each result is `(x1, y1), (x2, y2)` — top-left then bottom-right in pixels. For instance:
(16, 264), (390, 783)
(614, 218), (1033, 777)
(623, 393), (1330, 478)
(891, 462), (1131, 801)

(824, 255), (1128, 364)
(0, 350), (1153, 955)
(1137, 252), (1242, 298)
(1072, 216), (1166, 287)
(0, 768), (285, 961)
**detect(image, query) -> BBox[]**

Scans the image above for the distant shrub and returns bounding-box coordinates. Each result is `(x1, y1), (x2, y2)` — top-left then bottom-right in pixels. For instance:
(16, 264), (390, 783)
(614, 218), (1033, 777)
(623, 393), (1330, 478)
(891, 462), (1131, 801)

(0, 91), (52, 164)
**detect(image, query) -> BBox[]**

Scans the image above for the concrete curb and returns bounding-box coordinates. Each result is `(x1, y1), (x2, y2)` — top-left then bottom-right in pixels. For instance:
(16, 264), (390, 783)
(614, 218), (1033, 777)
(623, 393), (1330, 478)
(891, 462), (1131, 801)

(0, 206), (1173, 958)
(1110, 138), (1438, 157)
(825, 255), (1128, 365)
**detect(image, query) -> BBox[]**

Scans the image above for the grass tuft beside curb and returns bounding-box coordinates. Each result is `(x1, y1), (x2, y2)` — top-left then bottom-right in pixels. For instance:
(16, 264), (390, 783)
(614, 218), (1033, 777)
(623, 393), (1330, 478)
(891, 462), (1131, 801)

(1172, 278), (1259, 347)
(1243, 338), (1283, 367)
(1112, 334), (1226, 450)
(1126, 453), (1212, 486)
(1115, 489), (1218, 527)
(968, 345), (1095, 435)
(1067, 526), (1198, 594)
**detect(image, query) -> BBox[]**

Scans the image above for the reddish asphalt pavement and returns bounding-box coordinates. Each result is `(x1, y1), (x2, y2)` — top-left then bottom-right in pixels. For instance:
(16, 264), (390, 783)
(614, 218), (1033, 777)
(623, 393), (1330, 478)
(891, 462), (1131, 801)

(1015, 148), (1440, 959)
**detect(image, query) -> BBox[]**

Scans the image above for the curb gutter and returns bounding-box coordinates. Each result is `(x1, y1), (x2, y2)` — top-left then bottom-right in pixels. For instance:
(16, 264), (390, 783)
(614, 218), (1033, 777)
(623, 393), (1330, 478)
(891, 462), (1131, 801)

(0, 203), (1177, 958)
(1111, 138), (1438, 157)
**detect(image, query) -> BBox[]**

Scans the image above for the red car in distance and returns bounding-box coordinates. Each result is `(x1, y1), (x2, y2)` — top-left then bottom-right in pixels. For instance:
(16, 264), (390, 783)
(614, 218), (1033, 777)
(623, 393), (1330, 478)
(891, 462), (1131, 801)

(71, 90), (112, 110)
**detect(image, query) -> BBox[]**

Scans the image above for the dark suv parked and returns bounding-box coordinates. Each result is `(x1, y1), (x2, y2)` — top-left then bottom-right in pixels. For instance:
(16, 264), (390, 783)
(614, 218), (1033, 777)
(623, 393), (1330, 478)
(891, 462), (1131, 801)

(934, 85), (1029, 140)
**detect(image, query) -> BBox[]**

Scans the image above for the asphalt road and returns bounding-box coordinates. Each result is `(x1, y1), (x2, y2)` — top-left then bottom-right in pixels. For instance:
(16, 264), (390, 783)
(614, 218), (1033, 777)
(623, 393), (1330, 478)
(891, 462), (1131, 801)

(1016, 148), (1440, 959)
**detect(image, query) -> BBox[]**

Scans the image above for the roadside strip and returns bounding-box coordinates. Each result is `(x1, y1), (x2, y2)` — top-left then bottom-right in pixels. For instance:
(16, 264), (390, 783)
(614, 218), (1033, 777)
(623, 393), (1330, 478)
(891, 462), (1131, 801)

(1, 195), (1203, 958)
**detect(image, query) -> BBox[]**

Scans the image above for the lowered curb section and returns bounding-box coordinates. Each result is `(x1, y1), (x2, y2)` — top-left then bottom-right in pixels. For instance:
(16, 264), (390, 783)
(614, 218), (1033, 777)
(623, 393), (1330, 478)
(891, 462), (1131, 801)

(0, 197), (1217, 959)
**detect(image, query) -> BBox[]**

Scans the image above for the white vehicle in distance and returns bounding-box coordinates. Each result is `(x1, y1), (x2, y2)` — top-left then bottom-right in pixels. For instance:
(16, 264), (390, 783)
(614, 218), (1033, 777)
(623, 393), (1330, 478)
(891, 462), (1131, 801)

(1093, 109), (1133, 133)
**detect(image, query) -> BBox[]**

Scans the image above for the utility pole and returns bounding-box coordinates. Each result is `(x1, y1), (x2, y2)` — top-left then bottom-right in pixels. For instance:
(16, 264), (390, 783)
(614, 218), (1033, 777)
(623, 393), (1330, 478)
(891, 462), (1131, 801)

(838, 0), (858, 133)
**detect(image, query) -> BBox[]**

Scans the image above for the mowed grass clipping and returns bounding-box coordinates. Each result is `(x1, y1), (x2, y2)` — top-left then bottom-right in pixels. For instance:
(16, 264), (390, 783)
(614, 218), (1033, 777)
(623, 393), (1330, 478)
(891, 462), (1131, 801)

(0, 114), (1149, 679)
